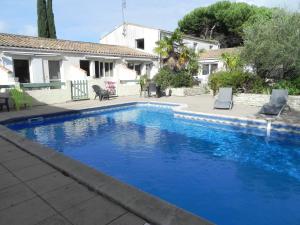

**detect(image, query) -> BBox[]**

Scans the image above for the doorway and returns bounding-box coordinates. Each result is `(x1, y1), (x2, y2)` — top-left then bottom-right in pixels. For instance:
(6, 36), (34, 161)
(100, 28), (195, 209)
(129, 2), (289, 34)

(80, 60), (90, 76)
(13, 59), (30, 83)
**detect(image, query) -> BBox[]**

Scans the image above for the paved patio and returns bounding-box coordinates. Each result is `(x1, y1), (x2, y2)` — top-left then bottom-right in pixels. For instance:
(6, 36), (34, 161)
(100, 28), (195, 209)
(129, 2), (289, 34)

(0, 137), (148, 225)
(0, 95), (298, 124)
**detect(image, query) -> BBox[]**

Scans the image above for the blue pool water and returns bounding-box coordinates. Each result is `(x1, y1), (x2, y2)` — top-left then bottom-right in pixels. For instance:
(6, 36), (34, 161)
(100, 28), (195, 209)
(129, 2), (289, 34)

(7, 105), (300, 225)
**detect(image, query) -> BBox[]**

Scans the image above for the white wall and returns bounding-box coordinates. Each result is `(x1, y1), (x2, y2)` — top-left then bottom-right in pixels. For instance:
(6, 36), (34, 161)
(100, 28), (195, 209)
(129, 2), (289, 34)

(100, 24), (220, 56)
(100, 24), (160, 55)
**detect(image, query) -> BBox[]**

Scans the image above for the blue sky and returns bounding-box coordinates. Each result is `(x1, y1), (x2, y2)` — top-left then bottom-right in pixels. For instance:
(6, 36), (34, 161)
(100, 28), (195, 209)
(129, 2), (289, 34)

(0, 0), (298, 42)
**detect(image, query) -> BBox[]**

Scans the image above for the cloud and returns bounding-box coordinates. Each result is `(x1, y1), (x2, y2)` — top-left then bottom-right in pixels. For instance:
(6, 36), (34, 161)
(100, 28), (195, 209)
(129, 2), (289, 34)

(19, 25), (37, 36)
(0, 21), (7, 32)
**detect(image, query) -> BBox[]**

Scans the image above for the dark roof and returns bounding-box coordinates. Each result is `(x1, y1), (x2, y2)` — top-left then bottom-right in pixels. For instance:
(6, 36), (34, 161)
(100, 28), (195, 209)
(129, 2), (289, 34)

(199, 48), (242, 60)
(0, 33), (157, 58)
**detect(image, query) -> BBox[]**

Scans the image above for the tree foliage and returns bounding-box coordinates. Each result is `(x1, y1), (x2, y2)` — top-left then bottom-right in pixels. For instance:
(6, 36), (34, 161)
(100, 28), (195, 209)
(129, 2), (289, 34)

(178, 1), (273, 47)
(242, 10), (300, 80)
(154, 29), (199, 74)
(47, 0), (57, 38)
(37, 0), (57, 38)
(37, 0), (49, 38)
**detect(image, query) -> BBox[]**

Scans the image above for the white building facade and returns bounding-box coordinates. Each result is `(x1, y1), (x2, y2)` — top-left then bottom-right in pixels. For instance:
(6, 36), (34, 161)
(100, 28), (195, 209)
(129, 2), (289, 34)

(0, 33), (159, 105)
(100, 23), (220, 78)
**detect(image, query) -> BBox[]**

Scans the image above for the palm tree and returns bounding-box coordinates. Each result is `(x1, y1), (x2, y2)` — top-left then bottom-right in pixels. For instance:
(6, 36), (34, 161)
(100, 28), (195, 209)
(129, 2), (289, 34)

(155, 29), (190, 71)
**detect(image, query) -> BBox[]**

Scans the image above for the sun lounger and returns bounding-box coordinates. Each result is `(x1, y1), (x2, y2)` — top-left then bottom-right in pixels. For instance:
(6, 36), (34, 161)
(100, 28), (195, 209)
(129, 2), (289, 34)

(214, 87), (233, 110)
(259, 89), (290, 117)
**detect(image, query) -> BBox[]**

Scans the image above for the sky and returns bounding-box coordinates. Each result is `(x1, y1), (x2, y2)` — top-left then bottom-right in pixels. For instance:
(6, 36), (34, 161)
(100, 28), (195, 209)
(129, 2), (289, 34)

(0, 0), (299, 43)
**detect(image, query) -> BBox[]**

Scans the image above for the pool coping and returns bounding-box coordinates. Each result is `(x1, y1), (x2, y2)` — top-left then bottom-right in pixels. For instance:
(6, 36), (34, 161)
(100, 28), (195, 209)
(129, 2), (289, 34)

(0, 101), (299, 225)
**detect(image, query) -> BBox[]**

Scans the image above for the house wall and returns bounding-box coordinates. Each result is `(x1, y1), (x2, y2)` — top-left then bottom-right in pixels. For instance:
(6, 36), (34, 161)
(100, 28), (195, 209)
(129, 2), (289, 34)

(100, 24), (220, 56)
(100, 24), (161, 55)
(198, 59), (225, 84)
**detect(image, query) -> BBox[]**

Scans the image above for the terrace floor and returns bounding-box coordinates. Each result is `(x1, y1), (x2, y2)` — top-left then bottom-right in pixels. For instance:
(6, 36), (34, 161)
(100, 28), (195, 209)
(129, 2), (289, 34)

(0, 137), (148, 225)
(0, 95), (299, 124)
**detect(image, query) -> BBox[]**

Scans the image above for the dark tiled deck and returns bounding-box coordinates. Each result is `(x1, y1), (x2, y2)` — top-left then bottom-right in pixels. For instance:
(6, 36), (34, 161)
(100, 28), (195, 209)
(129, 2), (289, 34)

(0, 137), (148, 225)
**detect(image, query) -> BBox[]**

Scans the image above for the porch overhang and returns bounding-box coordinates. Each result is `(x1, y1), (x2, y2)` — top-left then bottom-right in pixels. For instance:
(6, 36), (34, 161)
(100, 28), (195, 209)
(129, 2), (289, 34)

(84, 55), (121, 60)
(125, 58), (154, 63)
(3, 51), (62, 58)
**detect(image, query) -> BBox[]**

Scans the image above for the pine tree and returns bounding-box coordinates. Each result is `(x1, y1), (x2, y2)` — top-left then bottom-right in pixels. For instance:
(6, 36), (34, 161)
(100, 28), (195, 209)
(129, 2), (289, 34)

(47, 0), (57, 38)
(37, 0), (49, 38)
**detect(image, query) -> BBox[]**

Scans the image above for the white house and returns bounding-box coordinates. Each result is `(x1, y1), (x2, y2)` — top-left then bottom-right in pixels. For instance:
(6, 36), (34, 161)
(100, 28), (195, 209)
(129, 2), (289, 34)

(0, 33), (159, 103)
(100, 23), (220, 58)
(198, 47), (241, 84)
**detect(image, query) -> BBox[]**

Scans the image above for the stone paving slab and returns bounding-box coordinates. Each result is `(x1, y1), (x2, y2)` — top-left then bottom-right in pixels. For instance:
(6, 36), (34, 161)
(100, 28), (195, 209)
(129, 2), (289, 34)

(41, 182), (97, 211)
(14, 163), (57, 182)
(61, 196), (127, 225)
(109, 213), (147, 225)
(26, 172), (74, 195)
(0, 164), (9, 175)
(0, 183), (36, 210)
(0, 172), (21, 190)
(0, 197), (56, 225)
(35, 214), (72, 225)
(2, 155), (42, 172)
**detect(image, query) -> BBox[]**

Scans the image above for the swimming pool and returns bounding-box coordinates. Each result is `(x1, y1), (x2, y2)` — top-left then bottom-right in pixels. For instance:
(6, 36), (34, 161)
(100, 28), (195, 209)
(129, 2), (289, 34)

(6, 104), (300, 225)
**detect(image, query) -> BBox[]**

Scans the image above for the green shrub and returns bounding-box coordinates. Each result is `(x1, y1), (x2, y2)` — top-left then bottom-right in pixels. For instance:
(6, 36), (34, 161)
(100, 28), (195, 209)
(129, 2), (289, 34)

(273, 80), (300, 95)
(154, 67), (194, 89)
(170, 70), (194, 88)
(208, 70), (255, 95)
(153, 67), (173, 90)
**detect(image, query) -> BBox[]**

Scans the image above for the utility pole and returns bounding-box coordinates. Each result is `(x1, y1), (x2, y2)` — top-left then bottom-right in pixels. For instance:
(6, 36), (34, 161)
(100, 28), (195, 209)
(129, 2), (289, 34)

(122, 0), (127, 36)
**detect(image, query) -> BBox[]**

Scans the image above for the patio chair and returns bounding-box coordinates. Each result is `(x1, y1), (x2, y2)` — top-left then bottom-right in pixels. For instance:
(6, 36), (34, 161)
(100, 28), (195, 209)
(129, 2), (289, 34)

(9, 88), (32, 111)
(148, 83), (157, 97)
(214, 87), (233, 110)
(259, 89), (290, 117)
(92, 85), (110, 101)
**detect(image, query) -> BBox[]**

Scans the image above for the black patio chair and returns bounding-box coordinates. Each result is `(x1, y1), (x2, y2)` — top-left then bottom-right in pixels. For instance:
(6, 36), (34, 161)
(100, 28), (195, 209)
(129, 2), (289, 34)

(92, 85), (110, 101)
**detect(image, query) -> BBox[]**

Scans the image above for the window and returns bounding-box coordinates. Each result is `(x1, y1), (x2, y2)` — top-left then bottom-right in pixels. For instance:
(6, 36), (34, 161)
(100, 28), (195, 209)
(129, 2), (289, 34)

(105, 63), (109, 77)
(211, 64), (218, 74)
(13, 59), (30, 83)
(95, 61), (99, 78)
(94, 61), (113, 78)
(100, 62), (104, 77)
(202, 64), (209, 75)
(136, 39), (145, 50)
(127, 63), (134, 70)
(146, 64), (152, 76)
(48, 61), (61, 82)
(80, 60), (90, 76)
(134, 64), (141, 75)
(127, 63), (142, 75)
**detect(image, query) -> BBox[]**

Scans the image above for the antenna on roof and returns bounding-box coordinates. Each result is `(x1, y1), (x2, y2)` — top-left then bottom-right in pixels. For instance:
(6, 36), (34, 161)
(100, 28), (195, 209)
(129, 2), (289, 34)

(122, 0), (127, 36)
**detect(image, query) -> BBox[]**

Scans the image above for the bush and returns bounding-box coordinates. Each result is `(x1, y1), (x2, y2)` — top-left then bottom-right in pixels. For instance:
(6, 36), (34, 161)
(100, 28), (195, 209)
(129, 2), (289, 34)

(273, 80), (300, 95)
(170, 70), (194, 88)
(153, 67), (173, 90)
(208, 70), (255, 95)
(154, 67), (194, 90)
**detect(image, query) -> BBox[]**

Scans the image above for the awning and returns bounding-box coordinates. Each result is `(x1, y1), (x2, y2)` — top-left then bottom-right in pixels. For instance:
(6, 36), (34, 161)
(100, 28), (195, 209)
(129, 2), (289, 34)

(3, 51), (62, 57)
(85, 55), (121, 60)
(125, 58), (154, 63)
